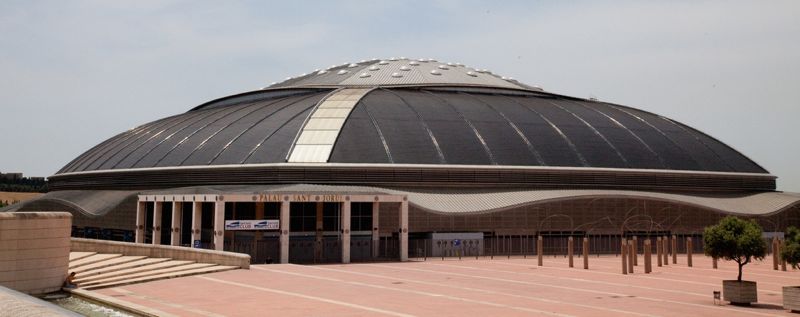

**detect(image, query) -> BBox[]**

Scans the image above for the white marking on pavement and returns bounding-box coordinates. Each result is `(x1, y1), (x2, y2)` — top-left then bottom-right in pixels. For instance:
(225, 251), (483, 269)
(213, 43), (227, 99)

(253, 265), (572, 317)
(198, 276), (416, 317)
(529, 258), (785, 298)
(585, 257), (788, 288)
(440, 261), (784, 306)
(302, 264), (658, 317)
(110, 287), (226, 317)
(368, 263), (783, 317)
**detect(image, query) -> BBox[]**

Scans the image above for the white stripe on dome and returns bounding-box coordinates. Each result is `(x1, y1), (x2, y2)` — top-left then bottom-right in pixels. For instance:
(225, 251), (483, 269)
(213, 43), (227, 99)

(287, 88), (373, 163)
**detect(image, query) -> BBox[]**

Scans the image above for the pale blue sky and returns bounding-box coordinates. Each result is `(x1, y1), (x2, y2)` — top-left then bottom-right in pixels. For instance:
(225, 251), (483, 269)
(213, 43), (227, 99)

(1, 1), (798, 191)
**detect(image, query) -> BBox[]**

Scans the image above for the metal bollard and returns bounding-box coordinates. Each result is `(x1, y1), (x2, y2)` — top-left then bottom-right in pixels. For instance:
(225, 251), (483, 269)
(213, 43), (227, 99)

(633, 236), (638, 266)
(644, 239), (652, 274)
(507, 236), (511, 260)
(662, 235), (669, 266)
(628, 240), (635, 274)
(583, 237), (589, 270)
(671, 235), (677, 264)
(523, 235), (527, 259)
(490, 238), (494, 260)
(687, 237), (692, 267)
(537, 235), (543, 266)
(713, 257), (717, 269)
(568, 236), (574, 268)
(656, 236), (662, 267)
(782, 239), (788, 271)
(621, 240), (628, 275)
(773, 237), (780, 270)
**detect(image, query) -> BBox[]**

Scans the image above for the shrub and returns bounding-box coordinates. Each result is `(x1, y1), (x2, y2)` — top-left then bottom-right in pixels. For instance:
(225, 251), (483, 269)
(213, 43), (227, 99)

(782, 226), (800, 270)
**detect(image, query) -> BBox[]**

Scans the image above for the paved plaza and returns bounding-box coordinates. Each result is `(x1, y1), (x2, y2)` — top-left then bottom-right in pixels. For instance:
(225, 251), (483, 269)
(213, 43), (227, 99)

(89, 255), (797, 316)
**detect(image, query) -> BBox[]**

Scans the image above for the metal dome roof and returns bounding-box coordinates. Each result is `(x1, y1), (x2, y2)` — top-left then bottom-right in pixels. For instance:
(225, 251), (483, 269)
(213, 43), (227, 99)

(56, 59), (768, 177)
(266, 58), (542, 91)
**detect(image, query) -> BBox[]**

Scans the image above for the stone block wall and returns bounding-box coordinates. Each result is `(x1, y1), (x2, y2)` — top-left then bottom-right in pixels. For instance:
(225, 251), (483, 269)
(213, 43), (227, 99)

(0, 212), (72, 295)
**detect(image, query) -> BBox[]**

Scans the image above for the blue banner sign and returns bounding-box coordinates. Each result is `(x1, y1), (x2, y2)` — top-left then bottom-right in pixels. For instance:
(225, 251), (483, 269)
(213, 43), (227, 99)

(225, 220), (279, 230)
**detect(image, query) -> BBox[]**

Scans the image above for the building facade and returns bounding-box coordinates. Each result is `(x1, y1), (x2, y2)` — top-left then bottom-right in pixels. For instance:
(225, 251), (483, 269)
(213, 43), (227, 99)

(7, 58), (800, 263)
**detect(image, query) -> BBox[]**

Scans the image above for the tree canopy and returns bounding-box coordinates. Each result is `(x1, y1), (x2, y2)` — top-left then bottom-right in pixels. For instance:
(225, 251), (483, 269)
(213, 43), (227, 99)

(0, 177), (48, 193)
(703, 216), (766, 281)
(782, 226), (800, 269)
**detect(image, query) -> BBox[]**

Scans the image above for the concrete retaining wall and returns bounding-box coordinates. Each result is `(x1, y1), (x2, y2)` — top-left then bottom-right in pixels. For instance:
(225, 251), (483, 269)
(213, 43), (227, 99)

(70, 238), (250, 269)
(0, 285), (81, 316)
(0, 212), (72, 295)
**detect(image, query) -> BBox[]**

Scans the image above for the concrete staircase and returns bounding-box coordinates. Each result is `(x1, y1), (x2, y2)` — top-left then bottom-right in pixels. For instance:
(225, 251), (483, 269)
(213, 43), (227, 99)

(68, 252), (238, 290)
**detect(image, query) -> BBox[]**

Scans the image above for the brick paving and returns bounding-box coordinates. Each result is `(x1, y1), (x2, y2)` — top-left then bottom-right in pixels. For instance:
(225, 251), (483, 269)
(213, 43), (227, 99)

(90, 254), (797, 316)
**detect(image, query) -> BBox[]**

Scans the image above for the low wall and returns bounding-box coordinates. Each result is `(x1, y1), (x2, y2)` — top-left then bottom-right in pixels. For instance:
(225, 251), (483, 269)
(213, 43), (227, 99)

(0, 212), (72, 295)
(70, 238), (250, 269)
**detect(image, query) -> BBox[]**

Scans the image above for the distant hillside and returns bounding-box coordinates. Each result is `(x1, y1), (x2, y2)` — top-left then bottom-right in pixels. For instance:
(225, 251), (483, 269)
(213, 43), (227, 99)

(0, 191), (42, 207)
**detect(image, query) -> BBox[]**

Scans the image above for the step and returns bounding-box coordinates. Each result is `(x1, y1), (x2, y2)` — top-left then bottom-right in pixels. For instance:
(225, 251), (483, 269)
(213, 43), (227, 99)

(74, 258), (171, 279)
(74, 260), (194, 284)
(78, 263), (216, 287)
(72, 256), (147, 274)
(79, 262), (215, 287)
(69, 252), (97, 262)
(69, 254), (123, 269)
(84, 265), (239, 290)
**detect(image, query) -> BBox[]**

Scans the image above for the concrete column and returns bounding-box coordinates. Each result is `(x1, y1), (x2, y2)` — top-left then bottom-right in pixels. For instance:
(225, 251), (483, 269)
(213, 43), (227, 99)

(254, 202), (265, 241)
(135, 201), (146, 243)
(341, 200), (351, 264)
(662, 235), (669, 266)
(644, 239), (652, 274)
(171, 201), (182, 246)
(656, 236), (662, 267)
(372, 201), (380, 258)
(628, 240), (634, 273)
(152, 202), (163, 245)
(537, 235), (543, 266)
(191, 202), (202, 248)
(213, 201), (225, 251)
(568, 237), (574, 268)
(632, 236), (638, 266)
(280, 200), (290, 264)
(621, 240), (627, 275)
(671, 235), (677, 264)
(399, 199), (409, 262)
(583, 237), (589, 270)
(225, 202), (236, 246)
(687, 237), (693, 267)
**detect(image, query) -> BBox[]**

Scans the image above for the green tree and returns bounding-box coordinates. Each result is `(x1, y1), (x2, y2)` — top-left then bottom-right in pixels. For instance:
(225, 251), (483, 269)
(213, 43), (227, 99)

(782, 226), (800, 269)
(704, 216), (767, 282)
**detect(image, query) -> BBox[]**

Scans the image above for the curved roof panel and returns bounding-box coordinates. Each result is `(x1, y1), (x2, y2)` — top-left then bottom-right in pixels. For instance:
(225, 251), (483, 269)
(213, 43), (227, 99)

(59, 89), (331, 174)
(329, 88), (767, 173)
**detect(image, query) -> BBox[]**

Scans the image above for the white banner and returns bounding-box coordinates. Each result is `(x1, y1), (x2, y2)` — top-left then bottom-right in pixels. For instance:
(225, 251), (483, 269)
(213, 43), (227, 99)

(225, 220), (279, 231)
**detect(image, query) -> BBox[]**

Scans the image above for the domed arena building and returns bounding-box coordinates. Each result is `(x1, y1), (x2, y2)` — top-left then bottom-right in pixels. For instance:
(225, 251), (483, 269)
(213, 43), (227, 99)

(7, 57), (800, 263)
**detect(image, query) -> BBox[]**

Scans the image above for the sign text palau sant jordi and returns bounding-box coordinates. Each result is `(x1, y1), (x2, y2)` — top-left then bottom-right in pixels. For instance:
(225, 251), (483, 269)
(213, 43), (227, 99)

(257, 194), (344, 202)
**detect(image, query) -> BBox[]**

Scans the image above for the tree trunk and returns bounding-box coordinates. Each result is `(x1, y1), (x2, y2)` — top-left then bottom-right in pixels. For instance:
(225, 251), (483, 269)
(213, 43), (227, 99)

(738, 262), (743, 282)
